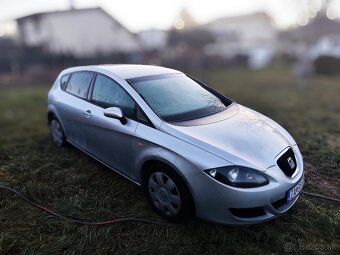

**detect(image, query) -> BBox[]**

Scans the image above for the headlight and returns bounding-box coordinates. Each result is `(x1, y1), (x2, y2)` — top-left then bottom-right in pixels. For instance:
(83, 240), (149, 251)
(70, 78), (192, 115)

(203, 166), (269, 188)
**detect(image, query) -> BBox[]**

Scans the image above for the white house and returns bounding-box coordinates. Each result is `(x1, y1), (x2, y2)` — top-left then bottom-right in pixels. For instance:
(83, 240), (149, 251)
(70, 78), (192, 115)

(203, 12), (277, 69)
(16, 7), (140, 57)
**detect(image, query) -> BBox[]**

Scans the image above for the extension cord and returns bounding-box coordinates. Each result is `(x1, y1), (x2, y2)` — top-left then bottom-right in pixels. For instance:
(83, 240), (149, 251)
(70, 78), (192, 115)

(0, 182), (169, 226)
(0, 183), (338, 226)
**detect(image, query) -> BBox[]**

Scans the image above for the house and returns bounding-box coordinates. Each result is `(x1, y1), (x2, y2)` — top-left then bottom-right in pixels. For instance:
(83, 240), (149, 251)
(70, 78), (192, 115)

(16, 7), (140, 57)
(203, 12), (277, 69)
(309, 34), (340, 60)
(278, 13), (340, 60)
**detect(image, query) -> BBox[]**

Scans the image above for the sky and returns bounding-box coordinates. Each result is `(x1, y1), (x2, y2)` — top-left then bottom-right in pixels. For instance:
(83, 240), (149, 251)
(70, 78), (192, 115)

(0, 0), (340, 34)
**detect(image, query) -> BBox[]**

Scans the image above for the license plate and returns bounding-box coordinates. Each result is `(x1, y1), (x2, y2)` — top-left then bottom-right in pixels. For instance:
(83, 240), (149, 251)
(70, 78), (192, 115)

(287, 177), (304, 203)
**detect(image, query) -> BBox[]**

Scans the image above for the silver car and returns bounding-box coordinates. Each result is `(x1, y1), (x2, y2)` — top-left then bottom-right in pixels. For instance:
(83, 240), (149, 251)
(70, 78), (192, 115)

(47, 64), (304, 224)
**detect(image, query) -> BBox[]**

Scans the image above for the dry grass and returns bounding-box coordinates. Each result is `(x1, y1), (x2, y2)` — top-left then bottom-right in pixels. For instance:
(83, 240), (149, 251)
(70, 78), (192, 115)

(0, 67), (339, 254)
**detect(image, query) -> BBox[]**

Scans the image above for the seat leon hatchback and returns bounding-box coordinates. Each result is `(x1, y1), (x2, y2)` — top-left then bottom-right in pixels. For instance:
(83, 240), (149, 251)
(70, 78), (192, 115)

(47, 64), (304, 224)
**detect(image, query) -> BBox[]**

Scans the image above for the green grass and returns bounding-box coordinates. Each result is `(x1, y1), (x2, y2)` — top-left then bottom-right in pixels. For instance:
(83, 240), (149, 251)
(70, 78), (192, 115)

(0, 67), (339, 254)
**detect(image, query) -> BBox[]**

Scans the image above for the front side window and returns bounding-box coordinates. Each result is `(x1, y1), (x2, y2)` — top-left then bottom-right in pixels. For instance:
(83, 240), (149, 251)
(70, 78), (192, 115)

(65, 72), (93, 99)
(91, 74), (135, 118)
(129, 74), (232, 122)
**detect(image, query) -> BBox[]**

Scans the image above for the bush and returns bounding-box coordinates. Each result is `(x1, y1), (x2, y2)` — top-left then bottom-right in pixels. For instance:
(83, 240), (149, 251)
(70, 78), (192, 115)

(314, 55), (340, 75)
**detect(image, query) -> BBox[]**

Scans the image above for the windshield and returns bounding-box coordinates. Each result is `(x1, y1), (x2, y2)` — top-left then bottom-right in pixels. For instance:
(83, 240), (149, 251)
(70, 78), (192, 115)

(129, 74), (232, 122)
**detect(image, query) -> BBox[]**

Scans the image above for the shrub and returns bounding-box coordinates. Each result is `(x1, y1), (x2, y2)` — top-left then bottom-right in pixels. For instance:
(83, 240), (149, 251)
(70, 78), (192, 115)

(314, 55), (340, 75)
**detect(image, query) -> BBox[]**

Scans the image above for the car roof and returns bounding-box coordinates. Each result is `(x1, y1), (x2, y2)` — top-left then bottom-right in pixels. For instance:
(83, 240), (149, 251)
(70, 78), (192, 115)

(63, 64), (182, 80)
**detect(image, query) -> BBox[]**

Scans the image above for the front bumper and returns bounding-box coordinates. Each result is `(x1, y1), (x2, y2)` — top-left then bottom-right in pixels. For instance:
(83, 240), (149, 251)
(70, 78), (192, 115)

(185, 163), (304, 225)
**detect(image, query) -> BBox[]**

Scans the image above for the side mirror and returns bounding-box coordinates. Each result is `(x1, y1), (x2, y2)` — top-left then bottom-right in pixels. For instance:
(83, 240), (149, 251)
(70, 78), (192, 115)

(103, 107), (127, 125)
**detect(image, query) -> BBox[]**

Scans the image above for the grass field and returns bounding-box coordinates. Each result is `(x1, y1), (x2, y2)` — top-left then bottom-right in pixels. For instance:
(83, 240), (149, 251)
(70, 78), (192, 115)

(0, 67), (339, 254)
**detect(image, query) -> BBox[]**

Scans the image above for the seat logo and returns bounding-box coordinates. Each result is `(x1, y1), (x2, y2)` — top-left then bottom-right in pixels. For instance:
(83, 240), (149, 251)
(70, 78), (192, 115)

(287, 157), (295, 169)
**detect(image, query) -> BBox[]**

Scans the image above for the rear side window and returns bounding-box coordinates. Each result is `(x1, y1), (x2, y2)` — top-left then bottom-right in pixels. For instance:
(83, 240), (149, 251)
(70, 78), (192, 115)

(65, 72), (93, 99)
(91, 74), (136, 118)
(60, 74), (70, 90)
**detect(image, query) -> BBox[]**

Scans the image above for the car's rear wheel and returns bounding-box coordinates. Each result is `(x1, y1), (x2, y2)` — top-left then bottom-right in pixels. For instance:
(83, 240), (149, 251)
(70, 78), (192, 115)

(50, 118), (66, 147)
(144, 163), (194, 222)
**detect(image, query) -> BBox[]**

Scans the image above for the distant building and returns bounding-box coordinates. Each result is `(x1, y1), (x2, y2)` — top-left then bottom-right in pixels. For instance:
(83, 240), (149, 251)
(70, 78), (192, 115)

(203, 12), (277, 69)
(138, 29), (168, 51)
(278, 13), (340, 60)
(309, 34), (340, 59)
(16, 7), (140, 57)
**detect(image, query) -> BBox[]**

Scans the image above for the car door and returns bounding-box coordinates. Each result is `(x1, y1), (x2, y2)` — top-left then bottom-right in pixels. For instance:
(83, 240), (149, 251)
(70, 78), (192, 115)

(83, 73), (140, 179)
(57, 71), (94, 149)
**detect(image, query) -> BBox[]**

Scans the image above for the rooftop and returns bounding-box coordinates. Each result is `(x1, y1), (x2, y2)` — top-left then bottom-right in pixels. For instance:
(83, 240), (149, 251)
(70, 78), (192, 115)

(16, 7), (130, 33)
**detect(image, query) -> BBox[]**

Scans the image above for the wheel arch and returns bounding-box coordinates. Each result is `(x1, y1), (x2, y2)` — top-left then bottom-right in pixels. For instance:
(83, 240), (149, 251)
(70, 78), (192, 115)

(47, 111), (55, 124)
(47, 105), (69, 142)
(139, 157), (197, 215)
(47, 105), (65, 128)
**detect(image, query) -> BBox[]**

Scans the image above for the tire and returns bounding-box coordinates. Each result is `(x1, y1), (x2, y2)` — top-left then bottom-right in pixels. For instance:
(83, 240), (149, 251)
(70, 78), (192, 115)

(49, 118), (66, 147)
(144, 163), (194, 222)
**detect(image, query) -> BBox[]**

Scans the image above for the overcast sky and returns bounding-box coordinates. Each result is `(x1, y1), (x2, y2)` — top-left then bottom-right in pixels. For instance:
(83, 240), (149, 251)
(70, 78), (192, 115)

(0, 0), (339, 33)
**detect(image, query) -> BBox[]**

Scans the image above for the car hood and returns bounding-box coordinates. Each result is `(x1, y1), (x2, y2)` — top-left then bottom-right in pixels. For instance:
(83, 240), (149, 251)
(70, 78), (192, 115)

(161, 104), (296, 171)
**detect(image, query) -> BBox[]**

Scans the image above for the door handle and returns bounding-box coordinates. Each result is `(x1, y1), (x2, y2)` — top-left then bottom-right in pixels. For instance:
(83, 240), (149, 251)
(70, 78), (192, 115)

(84, 110), (92, 117)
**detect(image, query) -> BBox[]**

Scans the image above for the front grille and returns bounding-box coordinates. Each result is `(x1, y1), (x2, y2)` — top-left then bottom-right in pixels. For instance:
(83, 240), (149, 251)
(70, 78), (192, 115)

(277, 148), (297, 177)
(230, 207), (266, 218)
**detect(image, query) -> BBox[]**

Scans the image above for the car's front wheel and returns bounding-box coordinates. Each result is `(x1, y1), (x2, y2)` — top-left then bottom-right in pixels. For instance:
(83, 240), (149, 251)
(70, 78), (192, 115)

(144, 164), (194, 222)
(50, 118), (66, 147)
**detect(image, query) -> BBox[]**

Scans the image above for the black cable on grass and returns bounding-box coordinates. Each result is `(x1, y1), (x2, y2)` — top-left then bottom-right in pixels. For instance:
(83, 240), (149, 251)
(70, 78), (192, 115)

(0, 184), (169, 226)
(301, 191), (340, 203)
(1, 184), (339, 226)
